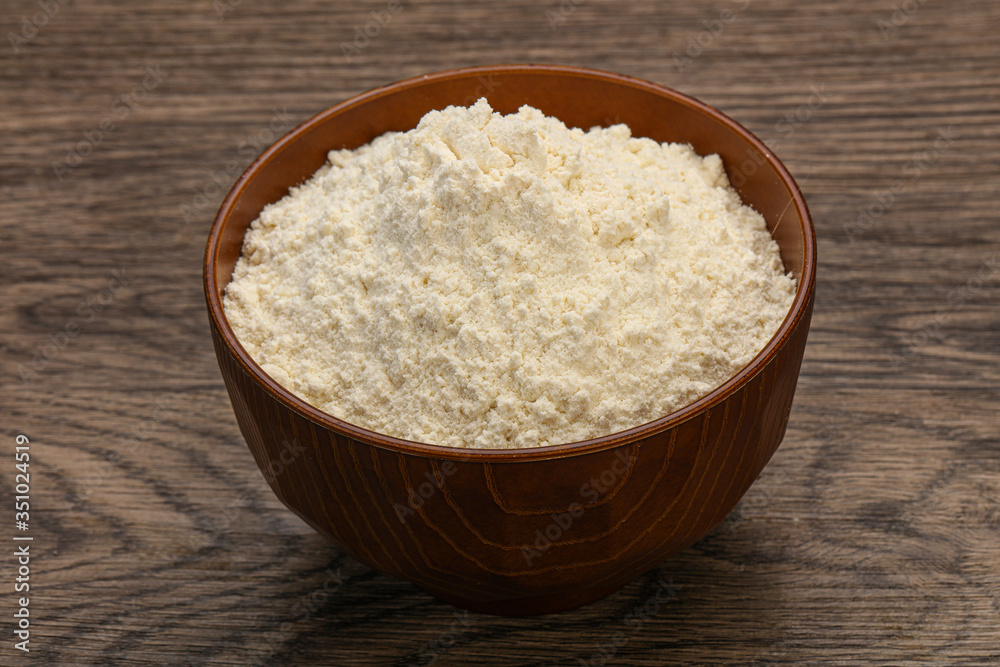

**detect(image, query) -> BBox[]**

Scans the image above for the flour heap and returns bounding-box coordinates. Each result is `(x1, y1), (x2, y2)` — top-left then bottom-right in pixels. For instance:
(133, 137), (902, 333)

(223, 98), (796, 449)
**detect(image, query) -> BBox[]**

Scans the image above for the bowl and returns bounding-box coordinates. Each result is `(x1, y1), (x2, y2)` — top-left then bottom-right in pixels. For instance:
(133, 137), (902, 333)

(203, 65), (817, 616)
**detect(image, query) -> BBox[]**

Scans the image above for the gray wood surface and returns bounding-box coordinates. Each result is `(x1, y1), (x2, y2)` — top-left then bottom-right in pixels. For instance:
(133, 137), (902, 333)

(1, 0), (998, 664)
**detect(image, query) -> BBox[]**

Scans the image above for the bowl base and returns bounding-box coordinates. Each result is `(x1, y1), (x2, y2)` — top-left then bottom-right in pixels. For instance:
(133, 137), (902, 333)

(420, 582), (626, 616)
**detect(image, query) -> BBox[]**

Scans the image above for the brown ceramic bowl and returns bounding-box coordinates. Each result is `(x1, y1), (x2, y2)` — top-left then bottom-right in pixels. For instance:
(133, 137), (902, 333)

(204, 65), (816, 616)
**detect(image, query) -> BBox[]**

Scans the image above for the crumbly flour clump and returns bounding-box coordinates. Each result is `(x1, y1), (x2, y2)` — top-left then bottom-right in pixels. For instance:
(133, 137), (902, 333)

(224, 98), (796, 449)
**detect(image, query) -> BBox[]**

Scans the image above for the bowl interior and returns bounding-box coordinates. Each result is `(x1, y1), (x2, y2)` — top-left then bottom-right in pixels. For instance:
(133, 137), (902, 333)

(206, 65), (815, 458)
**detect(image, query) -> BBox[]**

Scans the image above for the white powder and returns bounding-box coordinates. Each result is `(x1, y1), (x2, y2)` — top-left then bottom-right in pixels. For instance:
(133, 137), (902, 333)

(223, 99), (796, 449)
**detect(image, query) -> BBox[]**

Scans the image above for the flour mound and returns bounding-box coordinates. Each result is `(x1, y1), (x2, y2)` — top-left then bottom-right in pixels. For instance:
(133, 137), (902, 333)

(224, 99), (796, 449)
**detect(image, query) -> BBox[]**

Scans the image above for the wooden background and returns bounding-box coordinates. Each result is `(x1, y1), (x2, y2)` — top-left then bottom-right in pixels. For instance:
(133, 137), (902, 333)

(1, 0), (998, 664)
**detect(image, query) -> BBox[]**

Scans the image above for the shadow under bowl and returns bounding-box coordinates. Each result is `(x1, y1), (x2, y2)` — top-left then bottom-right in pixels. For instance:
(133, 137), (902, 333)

(204, 64), (817, 616)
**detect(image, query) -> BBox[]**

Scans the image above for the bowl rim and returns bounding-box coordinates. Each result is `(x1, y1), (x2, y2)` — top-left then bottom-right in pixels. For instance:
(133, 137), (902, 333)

(204, 63), (817, 462)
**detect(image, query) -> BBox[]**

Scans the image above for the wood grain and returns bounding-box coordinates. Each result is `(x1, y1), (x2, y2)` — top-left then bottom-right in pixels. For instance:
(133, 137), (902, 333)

(1, 0), (998, 664)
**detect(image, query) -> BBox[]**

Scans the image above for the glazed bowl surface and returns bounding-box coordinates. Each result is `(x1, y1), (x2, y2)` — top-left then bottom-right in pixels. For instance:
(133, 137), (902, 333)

(204, 64), (817, 616)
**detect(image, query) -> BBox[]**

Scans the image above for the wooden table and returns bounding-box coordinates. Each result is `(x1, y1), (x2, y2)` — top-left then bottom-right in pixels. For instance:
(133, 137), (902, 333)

(2, 0), (998, 664)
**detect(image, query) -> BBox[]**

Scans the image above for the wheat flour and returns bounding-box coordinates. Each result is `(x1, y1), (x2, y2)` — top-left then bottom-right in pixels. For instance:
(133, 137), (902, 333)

(223, 98), (796, 449)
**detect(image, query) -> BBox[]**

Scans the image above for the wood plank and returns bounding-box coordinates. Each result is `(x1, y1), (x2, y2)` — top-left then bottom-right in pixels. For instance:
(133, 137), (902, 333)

(1, 0), (998, 663)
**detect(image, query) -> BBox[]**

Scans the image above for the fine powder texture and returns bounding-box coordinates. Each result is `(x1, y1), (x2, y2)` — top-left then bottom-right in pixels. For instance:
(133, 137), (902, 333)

(224, 99), (797, 449)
